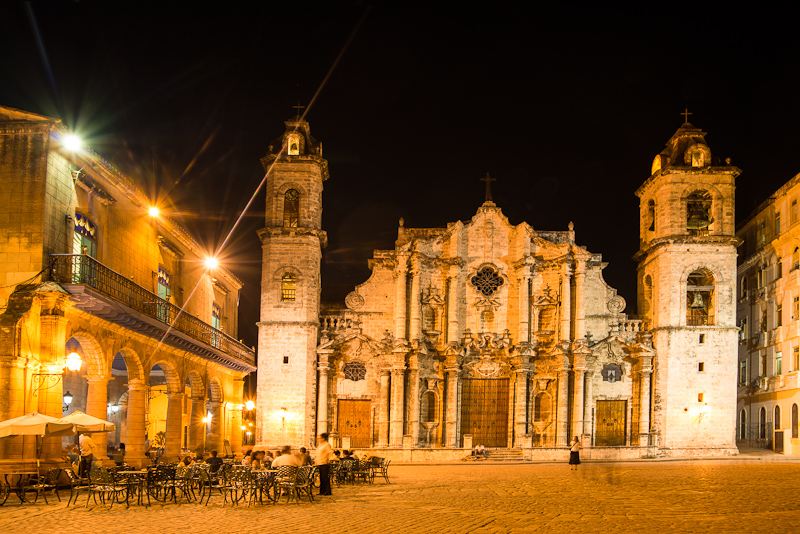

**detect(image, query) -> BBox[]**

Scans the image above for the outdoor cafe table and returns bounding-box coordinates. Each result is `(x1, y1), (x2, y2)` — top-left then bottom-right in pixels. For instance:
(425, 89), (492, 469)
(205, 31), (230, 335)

(1, 471), (39, 504)
(115, 469), (149, 506)
(251, 469), (278, 504)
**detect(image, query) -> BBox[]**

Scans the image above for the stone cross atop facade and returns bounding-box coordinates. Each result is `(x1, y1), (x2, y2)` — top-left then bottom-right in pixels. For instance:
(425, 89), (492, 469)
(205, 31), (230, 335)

(481, 172), (496, 203)
(681, 108), (692, 124)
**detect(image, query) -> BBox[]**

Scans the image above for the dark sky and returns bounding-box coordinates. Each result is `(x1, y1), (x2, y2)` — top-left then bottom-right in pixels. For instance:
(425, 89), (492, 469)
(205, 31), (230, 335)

(3, 2), (800, 348)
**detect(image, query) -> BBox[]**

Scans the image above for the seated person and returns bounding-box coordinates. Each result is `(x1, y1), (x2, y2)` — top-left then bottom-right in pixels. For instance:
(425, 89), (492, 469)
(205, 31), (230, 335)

(205, 449), (224, 472)
(473, 444), (486, 459)
(250, 450), (266, 469)
(272, 445), (301, 468)
(241, 450), (253, 466)
(297, 447), (313, 466)
(180, 455), (194, 467)
(264, 451), (274, 468)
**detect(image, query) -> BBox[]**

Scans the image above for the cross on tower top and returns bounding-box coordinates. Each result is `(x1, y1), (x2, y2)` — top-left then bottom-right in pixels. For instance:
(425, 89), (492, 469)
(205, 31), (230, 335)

(481, 172), (496, 203)
(681, 108), (692, 124)
(293, 103), (305, 117)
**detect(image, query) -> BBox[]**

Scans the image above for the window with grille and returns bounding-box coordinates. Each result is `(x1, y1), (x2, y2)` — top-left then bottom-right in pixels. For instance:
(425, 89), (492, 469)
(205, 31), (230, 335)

(776, 211), (781, 235)
(281, 273), (296, 301)
(284, 189), (300, 228)
(343, 362), (366, 381)
(470, 266), (504, 297)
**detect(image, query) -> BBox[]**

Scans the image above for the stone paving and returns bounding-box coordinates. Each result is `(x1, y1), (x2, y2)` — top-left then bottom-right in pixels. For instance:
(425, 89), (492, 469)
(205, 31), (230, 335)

(2, 457), (800, 533)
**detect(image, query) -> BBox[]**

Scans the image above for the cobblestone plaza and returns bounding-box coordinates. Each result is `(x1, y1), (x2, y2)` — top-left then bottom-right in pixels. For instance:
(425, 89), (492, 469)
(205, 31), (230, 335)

(2, 457), (799, 533)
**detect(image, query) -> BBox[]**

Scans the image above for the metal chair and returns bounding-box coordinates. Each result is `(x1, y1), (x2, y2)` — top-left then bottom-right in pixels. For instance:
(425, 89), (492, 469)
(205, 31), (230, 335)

(273, 465), (299, 504)
(22, 468), (61, 504)
(64, 468), (89, 506)
(375, 459), (391, 483)
(87, 468), (127, 508)
(221, 467), (255, 507)
(292, 466), (316, 503)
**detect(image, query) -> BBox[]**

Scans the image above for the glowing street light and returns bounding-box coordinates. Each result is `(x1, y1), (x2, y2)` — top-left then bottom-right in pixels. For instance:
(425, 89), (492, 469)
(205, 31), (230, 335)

(148, 206), (160, 217)
(65, 351), (83, 372)
(204, 257), (219, 270)
(62, 134), (82, 152)
(245, 400), (255, 411)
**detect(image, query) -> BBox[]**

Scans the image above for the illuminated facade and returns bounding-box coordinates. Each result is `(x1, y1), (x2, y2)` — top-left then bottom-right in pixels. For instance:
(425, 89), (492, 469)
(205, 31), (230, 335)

(257, 116), (740, 459)
(0, 106), (255, 469)
(736, 173), (800, 455)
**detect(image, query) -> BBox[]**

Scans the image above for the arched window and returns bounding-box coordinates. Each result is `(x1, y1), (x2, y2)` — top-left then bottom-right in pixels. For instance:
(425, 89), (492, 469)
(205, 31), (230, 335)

(647, 199), (655, 232)
(421, 391), (437, 423)
(687, 269), (715, 326)
(534, 393), (552, 422)
(281, 273), (296, 302)
(775, 405), (782, 430)
(686, 190), (712, 236)
(759, 406), (767, 439)
(283, 189), (300, 228)
(792, 404), (798, 439)
(287, 135), (300, 155)
(739, 409), (747, 440)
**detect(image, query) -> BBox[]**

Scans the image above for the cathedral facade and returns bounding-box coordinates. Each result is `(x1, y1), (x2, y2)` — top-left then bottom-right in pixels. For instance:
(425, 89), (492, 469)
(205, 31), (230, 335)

(256, 116), (739, 460)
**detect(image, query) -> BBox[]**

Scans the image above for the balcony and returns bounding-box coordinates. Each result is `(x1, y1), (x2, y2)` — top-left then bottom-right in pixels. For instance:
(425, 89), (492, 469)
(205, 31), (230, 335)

(49, 254), (255, 372)
(686, 315), (714, 327)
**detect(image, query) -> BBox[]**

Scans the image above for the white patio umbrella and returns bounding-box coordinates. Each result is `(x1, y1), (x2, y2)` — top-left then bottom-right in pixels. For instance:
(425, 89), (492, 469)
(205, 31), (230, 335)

(56, 411), (115, 433)
(0, 412), (76, 473)
(0, 412), (75, 438)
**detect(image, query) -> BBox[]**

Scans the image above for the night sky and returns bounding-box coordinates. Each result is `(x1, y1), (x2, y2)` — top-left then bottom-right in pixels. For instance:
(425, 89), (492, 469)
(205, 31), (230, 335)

(3, 3), (800, 349)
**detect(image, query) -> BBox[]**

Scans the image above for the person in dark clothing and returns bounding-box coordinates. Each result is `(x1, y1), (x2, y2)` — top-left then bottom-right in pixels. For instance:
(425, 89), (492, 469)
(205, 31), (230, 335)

(205, 449), (224, 473)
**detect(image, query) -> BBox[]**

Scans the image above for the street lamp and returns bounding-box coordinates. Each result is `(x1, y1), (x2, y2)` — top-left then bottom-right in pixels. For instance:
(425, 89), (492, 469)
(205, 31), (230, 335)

(65, 351), (83, 372)
(62, 134), (82, 152)
(245, 400), (255, 411)
(63, 391), (73, 410)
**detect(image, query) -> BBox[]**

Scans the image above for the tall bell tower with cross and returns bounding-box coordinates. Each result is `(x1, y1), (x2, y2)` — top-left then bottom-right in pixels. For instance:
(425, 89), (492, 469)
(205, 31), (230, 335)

(634, 111), (740, 456)
(256, 108), (328, 449)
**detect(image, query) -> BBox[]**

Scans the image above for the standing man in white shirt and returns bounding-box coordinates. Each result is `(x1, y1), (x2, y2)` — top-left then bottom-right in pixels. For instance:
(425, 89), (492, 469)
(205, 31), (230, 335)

(315, 433), (334, 495)
(78, 433), (96, 477)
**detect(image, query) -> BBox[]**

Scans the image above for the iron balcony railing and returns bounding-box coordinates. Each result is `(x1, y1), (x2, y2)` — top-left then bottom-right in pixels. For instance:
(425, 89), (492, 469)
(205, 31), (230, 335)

(49, 254), (254, 366)
(686, 314), (714, 327)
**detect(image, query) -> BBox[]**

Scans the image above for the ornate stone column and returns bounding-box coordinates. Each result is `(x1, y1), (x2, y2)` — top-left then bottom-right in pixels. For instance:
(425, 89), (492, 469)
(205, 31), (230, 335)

(206, 400), (223, 453)
(229, 377), (245, 456)
(447, 267), (460, 343)
(317, 351), (333, 436)
(189, 396), (206, 451)
(165, 392), (184, 458)
(408, 264), (421, 341)
(377, 370), (391, 447)
(395, 255), (409, 340)
(0, 358), (27, 461)
(125, 379), (148, 468)
(85, 374), (112, 461)
(445, 356), (460, 447)
(560, 266), (572, 342)
(583, 368), (595, 438)
(572, 361), (586, 440)
(519, 269), (532, 344)
(556, 359), (570, 447)
(514, 369), (530, 446)
(389, 365), (406, 447)
(407, 355), (420, 446)
(37, 291), (72, 464)
(574, 261), (586, 341)
(639, 355), (653, 446)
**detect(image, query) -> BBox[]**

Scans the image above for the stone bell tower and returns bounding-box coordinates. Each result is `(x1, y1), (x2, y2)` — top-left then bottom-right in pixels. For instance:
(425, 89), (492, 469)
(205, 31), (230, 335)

(634, 115), (740, 456)
(256, 113), (328, 449)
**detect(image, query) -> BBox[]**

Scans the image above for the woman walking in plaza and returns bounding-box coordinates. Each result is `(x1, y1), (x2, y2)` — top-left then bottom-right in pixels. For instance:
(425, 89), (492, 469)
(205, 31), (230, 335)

(315, 433), (335, 495)
(569, 436), (581, 470)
